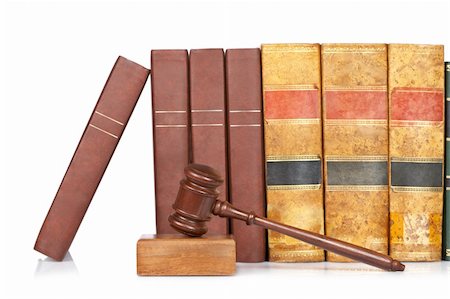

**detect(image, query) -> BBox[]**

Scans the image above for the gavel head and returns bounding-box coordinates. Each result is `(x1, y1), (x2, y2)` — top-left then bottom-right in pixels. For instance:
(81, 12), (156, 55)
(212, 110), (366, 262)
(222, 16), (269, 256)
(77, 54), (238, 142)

(168, 163), (224, 237)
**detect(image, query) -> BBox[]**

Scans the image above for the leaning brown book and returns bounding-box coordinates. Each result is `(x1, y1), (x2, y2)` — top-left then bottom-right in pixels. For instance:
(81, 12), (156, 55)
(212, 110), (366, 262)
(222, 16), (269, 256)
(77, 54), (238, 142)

(34, 57), (149, 261)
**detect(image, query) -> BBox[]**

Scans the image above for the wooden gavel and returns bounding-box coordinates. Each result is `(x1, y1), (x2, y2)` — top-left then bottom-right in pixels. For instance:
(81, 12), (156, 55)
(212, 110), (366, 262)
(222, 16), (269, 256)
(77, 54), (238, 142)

(169, 163), (405, 272)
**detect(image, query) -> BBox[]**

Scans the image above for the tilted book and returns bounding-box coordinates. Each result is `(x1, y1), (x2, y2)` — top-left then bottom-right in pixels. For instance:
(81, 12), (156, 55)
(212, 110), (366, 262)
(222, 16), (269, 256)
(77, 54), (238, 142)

(35, 57), (149, 261)
(389, 44), (444, 261)
(226, 48), (266, 262)
(189, 49), (228, 234)
(151, 50), (190, 233)
(443, 61), (450, 261)
(262, 44), (324, 262)
(322, 44), (389, 262)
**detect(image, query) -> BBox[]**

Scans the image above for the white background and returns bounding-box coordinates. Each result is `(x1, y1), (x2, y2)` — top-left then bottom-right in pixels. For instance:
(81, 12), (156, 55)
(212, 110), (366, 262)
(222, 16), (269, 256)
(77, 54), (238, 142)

(1, 0), (450, 298)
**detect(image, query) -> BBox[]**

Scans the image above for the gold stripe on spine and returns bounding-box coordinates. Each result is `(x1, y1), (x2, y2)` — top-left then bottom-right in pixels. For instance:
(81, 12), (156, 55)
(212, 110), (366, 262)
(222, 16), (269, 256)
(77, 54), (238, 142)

(391, 186), (443, 192)
(262, 44), (317, 53)
(326, 155), (388, 161)
(324, 86), (387, 91)
(264, 84), (317, 91)
(191, 124), (223, 127)
(322, 46), (385, 54)
(94, 111), (124, 126)
(390, 120), (443, 127)
(391, 157), (443, 163)
(230, 124), (261, 127)
(266, 119), (320, 125)
(229, 109), (261, 113)
(267, 154), (321, 161)
(394, 89), (442, 93)
(325, 119), (387, 126)
(191, 109), (223, 112)
(267, 184), (321, 191)
(155, 125), (187, 128)
(327, 185), (388, 191)
(88, 124), (118, 139)
(155, 110), (187, 113)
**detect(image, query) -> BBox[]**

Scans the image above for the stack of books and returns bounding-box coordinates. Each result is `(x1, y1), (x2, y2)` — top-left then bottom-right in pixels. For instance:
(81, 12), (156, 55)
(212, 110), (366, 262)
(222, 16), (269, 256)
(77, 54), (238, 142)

(151, 44), (449, 263)
(34, 44), (450, 266)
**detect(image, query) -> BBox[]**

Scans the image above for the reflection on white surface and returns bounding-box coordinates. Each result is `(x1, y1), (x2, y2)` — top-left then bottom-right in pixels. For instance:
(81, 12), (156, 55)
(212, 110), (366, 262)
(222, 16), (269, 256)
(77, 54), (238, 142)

(34, 252), (79, 277)
(236, 261), (450, 276)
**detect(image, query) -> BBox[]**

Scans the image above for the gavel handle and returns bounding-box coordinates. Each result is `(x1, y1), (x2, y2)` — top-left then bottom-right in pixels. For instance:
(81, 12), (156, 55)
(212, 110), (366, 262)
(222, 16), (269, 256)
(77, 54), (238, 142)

(212, 200), (405, 272)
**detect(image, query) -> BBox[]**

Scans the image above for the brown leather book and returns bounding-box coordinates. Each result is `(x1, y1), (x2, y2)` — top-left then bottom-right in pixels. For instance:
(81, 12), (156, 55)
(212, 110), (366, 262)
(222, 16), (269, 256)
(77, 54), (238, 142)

(151, 50), (190, 233)
(225, 48), (266, 262)
(34, 57), (149, 261)
(189, 49), (228, 234)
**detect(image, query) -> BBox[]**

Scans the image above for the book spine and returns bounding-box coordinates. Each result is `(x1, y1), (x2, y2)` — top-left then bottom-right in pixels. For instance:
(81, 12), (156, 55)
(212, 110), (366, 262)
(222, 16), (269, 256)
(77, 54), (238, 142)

(444, 61), (450, 261)
(34, 57), (149, 261)
(262, 44), (324, 262)
(151, 50), (190, 234)
(189, 49), (228, 234)
(225, 48), (266, 262)
(322, 44), (389, 262)
(389, 44), (444, 261)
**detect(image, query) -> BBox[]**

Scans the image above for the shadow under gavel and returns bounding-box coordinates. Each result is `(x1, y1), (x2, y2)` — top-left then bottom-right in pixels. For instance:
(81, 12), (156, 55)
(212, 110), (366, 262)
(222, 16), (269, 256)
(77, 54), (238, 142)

(169, 163), (405, 272)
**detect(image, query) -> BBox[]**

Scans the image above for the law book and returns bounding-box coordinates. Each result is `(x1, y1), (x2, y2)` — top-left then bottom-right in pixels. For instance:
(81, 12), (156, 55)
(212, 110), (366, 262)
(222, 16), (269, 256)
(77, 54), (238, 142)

(34, 57), (149, 261)
(321, 44), (389, 262)
(389, 44), (444, 261)
(189, 49), (228, 234)
(151, 50), (190, 234)
(443, 61), (450, 261)
(225, 48), (266, 262)
(262, 44), (324, 262)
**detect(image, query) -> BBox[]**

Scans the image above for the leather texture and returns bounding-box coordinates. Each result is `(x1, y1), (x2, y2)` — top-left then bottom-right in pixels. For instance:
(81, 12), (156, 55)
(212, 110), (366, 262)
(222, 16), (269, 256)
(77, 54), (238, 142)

(189, 49), (228, 234)
(322, 44), (389, 262)
(226, 48), (266, 262)
(151, 50), (190, 234)
(262, 44), (325, 262)
(389, 44), (444, 261)
(34, 57), (149, 261)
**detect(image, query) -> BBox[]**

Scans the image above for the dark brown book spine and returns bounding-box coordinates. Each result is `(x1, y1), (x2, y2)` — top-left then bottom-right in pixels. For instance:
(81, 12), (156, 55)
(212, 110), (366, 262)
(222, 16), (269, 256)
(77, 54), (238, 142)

(34, 57), (149, 261)
(226, 48), (266, 262)
(151, 50), (190, 233)
(189, 49), (228, 234)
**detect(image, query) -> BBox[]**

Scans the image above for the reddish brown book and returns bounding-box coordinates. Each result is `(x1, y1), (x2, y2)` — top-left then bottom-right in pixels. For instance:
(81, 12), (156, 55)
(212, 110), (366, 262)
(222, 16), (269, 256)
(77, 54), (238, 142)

(34, 57), (149, 261)
(226, 48), (266, 262)
(151, 50), (190, 233)
(189, 49), (228, 234)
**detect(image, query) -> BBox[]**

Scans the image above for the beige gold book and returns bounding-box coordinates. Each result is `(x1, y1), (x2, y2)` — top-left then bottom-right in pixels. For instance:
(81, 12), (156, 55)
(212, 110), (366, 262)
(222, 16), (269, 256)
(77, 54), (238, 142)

(322, 44), (389, 262)
(388, 44), (444, 261)
(262, 44), (324, 262)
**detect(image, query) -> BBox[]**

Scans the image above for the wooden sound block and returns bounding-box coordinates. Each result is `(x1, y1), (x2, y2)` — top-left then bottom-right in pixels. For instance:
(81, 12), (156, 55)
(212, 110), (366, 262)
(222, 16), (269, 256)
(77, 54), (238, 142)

(137, 234), (236, 276)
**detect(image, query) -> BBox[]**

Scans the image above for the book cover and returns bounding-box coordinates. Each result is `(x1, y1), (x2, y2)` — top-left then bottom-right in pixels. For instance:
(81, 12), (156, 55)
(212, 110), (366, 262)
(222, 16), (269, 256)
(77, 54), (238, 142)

(262, 43), (324, 262)
(34, 57), (149, 261)
(322, 44), (389, 262)
(189, 49), (228, 234)
(444, 61), (450, 261)
(389, 44), (444, 261)
(151, 50), (190, 234)
(226, 48), (266, 262)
